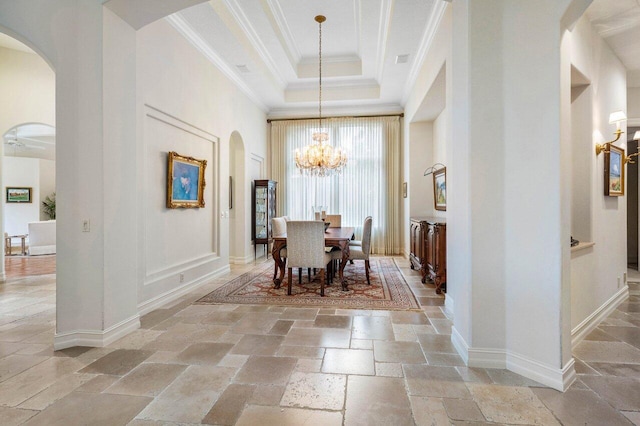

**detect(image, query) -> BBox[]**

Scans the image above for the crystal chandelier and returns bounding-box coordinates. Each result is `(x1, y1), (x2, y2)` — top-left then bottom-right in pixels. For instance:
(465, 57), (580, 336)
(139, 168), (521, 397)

(294, 15), (347, 177)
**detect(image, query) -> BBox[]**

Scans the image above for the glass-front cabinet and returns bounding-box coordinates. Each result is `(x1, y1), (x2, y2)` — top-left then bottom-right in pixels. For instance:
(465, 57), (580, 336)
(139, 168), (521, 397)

(253, 180), (277, 259)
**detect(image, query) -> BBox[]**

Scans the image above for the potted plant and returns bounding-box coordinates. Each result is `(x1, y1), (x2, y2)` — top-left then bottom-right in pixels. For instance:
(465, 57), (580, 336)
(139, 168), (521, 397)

(42, 192), (56, 220)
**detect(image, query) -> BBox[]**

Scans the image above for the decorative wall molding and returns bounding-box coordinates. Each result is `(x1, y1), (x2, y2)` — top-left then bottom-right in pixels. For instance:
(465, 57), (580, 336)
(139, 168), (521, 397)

(229, 254), (255, 264)
(571, 284), (629, 349)
(54, 314), (140, 350)
(507, 351), (575, 392)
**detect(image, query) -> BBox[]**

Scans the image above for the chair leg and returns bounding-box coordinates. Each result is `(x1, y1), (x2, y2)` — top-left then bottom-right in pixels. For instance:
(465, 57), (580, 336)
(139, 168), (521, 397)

(273, 262), (278, 280)
(365, 260), (371, 285)
(287, 267), (293, 295)
(320, 269), (325, 296)
(308, 268), (312, 282)
(298, 268), (302, 284)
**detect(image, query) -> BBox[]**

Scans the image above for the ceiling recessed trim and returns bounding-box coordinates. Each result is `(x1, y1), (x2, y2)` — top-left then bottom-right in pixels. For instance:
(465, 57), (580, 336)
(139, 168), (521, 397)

(401, 0), (447, 105)
(375, 0), (394, 84)
(166, 13), (267, 111)
(267, 102), (404, 120)
(264, 0), (301, 70)
(222, 0), (287, 88)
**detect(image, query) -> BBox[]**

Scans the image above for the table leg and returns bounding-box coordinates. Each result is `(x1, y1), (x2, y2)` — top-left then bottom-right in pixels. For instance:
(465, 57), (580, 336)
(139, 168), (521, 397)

(21, 236), (26, 255)
(338, 241), (350, 291)
(272, 240), (286, 289)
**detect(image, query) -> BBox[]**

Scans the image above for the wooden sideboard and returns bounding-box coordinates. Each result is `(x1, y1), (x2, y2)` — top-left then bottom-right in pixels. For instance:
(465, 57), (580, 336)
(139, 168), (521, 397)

(409, 217), (446, 294)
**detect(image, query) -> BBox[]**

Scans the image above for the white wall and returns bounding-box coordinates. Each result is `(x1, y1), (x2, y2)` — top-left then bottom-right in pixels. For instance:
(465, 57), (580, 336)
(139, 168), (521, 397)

(630, 87), (640, 127)
(408, 121), (433, 217)
(566, 16), (628, 334)
(136, 18), (267, 306)
(39, 159), (55, 220)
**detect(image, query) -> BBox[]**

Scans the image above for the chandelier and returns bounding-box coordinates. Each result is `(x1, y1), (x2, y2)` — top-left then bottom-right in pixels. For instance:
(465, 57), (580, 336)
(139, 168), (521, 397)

(294, 15), (347, 177)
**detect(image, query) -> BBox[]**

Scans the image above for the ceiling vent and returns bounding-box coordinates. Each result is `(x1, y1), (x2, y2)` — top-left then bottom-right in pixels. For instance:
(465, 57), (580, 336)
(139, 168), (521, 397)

(395, 54), (409, 64)
(236, 64), (250, 73)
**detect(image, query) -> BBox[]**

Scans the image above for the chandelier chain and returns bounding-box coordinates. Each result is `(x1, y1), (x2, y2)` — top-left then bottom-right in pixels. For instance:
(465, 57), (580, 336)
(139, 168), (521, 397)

(319, 18), (322, 129)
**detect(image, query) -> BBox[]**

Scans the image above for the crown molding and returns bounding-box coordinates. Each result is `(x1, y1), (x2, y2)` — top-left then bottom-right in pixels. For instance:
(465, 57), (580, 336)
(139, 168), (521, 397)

(166, 13), (268, 112)
(353, 0), (362, 57)
(223, 0), (287, 89)
(401, 0), (447, 105)
(267, 102), (403, 120)
(375, 0), (394, 84)
(264, 0), (301, 70)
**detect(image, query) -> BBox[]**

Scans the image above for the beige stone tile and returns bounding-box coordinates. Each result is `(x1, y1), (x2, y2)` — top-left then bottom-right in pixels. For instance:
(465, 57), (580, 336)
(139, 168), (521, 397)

(352, 316), (394, 340)
(409, 396), (450, 426)
(350, 338), (373, 350)
(533, 387), (632, 426)
(426, 352), (466, 367)
(267, 320), (294, 335)
(0, 354), (48, 382)
(622, 411), (640, 425)
(137, 365), (235, 423)
(172, 342), (234, 365)
(485, 369), (545, 387)
(374, 341), (426, 364)
(588, 362), (640, 378)
(218, 353), (249, 368)
(280, 308), (319, 320)
(390, 311), (430, 325)
(217, 332), (244, 344)
(200, 311), (245, 325)
(291, 319), (315, 328)
(105, 363), (186, 397)
(295, 358), (322, 373)
(403, 365), (470, 399)
(23, 391), (151, 426)
(393, 323), (418, 341)
(0, 357), (84, 407)
(202, 383), (255, 425)
(430, 319), (453, 335)
(581, 375), (640, 411)
(281, 371), (346, 410)
(109, 329), (164, 350)
(230, 312), (281, 334)
(234, 355), (297, 385)
(79, 349), (153, 376)
(18, 372), (95, 410)
(75, 374), (119, 393)
(276, 345), (325, 358)
(345, 375), (413, 425)
(235, 405), (343, 426)
(313, 315), (352, 329)
(283, 327), (350, 348)
(467, 383), (560, 425)
(0, 406), (38, 426)
(417, 332), (457, 354)
(230, 334), (284, 356)
(144, 350), (179, 363)
(14, 343), (51, 355)
(322, 348), (375, 375)
(249, 384), (285, 406)
(376, 362), (404, 377)
(455, 367), (493, 383)
(443, 398), (485, 422)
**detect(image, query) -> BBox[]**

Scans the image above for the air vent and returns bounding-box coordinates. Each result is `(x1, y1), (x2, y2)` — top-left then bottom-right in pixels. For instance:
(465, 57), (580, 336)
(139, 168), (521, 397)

(395, 54), (409, 64)
(236, 64), (250, 73)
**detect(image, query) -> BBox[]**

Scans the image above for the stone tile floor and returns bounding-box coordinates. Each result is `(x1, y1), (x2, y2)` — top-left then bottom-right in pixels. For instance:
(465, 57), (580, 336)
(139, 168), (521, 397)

(0, 257), (639, 425)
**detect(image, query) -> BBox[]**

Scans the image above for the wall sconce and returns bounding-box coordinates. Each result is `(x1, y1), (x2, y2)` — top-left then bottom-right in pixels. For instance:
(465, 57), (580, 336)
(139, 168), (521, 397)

(595, 110), (627, 155)
(624, 131), (640, 164)
(424, 163), (445, 176)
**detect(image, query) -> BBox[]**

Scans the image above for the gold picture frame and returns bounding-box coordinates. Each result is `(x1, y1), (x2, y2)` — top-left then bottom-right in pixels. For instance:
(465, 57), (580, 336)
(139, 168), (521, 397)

(167, 151), (207, 208)
(604, 145), (624, 196)
(433, 167), (446, 211)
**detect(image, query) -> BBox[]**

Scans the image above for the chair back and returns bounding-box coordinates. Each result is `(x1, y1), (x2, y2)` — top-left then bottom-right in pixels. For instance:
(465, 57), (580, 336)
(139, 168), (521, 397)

(325, 214), (341, 228)
(287, 221), (326, 268)
(361, 216), (373, 255)
(271, 217), (287, 237)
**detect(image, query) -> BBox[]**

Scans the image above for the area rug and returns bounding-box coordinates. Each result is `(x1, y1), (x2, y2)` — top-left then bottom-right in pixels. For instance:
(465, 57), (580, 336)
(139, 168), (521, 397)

(195, 258), (421, 310)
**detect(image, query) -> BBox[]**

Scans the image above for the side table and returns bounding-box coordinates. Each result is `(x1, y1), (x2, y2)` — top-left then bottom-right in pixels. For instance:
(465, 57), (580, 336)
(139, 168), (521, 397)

(4, 234), (28, 256)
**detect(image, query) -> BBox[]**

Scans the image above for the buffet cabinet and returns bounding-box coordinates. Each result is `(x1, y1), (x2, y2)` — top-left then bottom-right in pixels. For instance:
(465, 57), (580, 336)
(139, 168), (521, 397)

(409, 217), (447, 294)
(253, 180), (277, 259)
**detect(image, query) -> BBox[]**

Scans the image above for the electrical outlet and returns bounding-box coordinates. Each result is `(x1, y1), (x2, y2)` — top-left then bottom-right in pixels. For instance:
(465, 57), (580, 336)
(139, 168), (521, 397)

(624, 272), (627, 284)
(179, 273), (184, 283)
(82, 220), (90, 232)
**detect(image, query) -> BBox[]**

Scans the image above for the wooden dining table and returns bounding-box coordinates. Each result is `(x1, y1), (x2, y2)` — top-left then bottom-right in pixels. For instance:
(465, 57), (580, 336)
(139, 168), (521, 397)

(272, 226), (355, 291)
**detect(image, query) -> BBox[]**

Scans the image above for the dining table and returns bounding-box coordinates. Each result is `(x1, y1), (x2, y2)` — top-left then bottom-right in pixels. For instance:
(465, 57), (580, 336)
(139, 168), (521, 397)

(272, 226), (355, 291)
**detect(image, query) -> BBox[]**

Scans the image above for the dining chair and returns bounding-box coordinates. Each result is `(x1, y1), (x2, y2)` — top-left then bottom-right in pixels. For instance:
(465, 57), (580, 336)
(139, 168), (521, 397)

(271, 217), (288, 280)
(325, 214), (341, 228)
(334, 216), (373, 284)
(286, 221), (332, 296)
(349, 215), (372, 247)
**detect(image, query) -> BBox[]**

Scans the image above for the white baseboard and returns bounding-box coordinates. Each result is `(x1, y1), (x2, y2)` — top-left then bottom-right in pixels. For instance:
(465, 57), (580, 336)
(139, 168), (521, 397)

(54, 314), (140, 350)
(444, 295), (454, 319)
(229, 254), (255, 264)
(571, 285), (629, 349)
(451, 326), (469, 364)
(468, 347), (507, 369)
(507, 351), (575, 392)
(138, 264), (231, 316)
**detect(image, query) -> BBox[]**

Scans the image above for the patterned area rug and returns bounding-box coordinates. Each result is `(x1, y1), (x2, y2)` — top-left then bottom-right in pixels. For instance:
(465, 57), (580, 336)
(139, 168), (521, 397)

(196, 258), (421, 310)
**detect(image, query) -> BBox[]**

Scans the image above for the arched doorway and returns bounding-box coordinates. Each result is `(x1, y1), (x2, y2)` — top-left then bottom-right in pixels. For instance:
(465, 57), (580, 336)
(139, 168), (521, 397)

(229, 131), (246, 263)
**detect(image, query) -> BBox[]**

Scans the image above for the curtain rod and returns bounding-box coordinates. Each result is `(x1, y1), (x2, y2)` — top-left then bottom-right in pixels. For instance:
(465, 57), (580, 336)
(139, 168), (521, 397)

(267, 113), (404, 123)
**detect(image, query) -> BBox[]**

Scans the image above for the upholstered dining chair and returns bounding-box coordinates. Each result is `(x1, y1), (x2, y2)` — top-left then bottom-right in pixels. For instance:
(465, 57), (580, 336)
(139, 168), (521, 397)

(349, 215), (372, 247)
(325, 214), (341, 228)
(286, 221), (332, 296)
(271, 217), (288, 280)
(334, 216), (373, 284)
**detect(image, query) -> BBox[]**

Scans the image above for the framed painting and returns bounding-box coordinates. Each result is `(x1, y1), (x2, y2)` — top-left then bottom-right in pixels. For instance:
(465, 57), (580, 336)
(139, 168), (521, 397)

(6, 187), (32, 203)
(167, 151), (207, 208)
(433, 167), (446, 211)
(604, 145), (624, 196)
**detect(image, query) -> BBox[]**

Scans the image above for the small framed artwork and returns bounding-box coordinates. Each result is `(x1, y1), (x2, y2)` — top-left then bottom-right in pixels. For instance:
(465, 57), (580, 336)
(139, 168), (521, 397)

(403, 182), (407, 198)
(6, 187), (32, 203)
(167, 151), (207, 208)
(433, 167), (447, 211)
(604, 145), (624, 196)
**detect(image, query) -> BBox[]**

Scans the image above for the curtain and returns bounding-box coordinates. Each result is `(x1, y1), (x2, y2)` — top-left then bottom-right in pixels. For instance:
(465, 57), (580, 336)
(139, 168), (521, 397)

(270, 116), (401, 254)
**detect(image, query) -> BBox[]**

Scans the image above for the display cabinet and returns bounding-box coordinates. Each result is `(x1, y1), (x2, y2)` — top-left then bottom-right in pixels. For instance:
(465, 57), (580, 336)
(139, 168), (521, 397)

(409, 217), (447, 294)
(253, 180), (277, 259)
